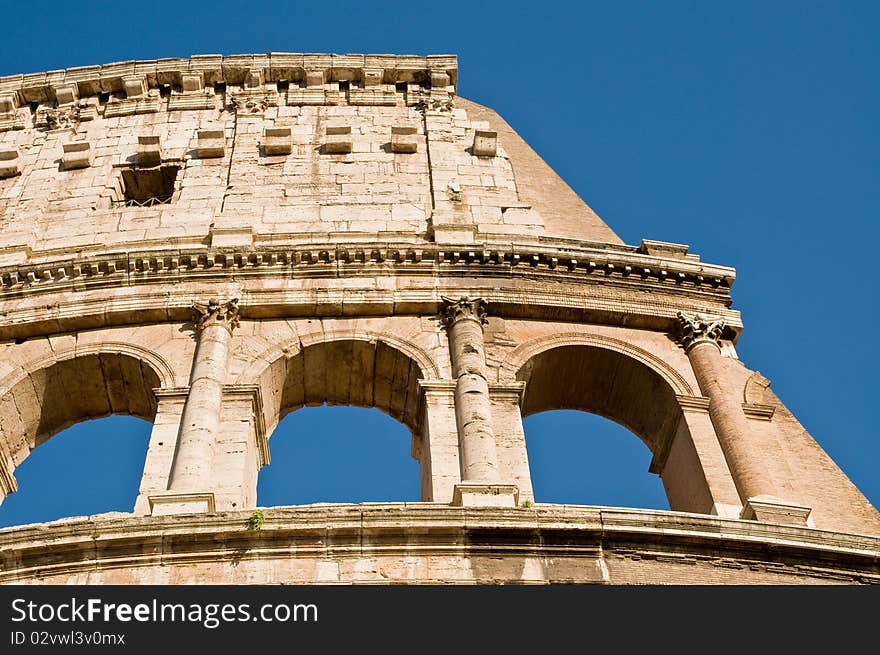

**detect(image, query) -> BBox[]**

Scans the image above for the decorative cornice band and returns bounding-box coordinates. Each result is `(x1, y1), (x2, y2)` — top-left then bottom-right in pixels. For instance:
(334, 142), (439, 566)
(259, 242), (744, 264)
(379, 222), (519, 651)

(0, 243), (735, 300)
(0, 53), (458, 104)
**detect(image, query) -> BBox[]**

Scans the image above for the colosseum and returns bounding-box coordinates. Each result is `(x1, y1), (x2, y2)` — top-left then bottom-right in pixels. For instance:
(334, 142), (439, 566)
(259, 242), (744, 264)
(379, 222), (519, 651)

(0, 53), (877, 584)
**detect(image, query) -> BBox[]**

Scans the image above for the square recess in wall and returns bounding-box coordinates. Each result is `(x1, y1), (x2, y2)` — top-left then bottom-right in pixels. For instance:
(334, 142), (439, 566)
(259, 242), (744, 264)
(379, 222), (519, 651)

(120, 165), (179, 206)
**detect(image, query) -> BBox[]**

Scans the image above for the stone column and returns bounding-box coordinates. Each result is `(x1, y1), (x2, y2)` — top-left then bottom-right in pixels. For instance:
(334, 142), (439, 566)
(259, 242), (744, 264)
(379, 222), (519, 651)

(675, 312), (810, 524)
(442, 296), (518, 506)
(149, 298), (239, 515)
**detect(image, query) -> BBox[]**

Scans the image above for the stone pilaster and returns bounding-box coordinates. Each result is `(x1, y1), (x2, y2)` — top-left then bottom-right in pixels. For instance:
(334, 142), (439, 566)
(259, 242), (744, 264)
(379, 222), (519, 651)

(489, 382), (534, 504)
(675, 312), (810, 524)
(416, 380), (462, 503)
(149, 298), (239, 515)
(134, 388), (187, 515)
(442, 296), (517, 507)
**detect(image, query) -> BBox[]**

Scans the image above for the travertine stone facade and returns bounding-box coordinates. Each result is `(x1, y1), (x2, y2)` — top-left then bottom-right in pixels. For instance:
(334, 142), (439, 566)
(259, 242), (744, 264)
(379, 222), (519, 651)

(0, 53), (876, 584)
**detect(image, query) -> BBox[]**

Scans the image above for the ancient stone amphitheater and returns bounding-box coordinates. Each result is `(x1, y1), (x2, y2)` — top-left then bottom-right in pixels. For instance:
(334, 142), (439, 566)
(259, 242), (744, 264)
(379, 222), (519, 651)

(0, 53), (877, 584)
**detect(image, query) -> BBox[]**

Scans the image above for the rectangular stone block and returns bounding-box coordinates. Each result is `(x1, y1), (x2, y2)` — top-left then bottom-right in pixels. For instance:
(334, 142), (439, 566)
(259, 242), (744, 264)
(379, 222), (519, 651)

(244, 68), (264, 90)
(391, 125), (418, 153)
(742, 497), (812, 526)
(325, 125), (352, 154)
(0, 148), (20, 178)
(472, 129), (498, 157)
(181, 71), (205, 93)
(148, 492), (216, 516)
(122, 74), (148, 98)
(452, 483), (519, 507)
(137, 135), (162, 166)
(263, 126), (292, 155)
(61, 142), (91, 170)
(196, 129), (225, 158)
(431, 71), (451, 88)
(305, 69), (325, 88)
(53, 83), (78, 105)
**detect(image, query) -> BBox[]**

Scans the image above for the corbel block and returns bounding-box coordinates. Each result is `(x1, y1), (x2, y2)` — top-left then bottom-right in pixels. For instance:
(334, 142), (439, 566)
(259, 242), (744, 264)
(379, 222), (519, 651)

(305, 69), (325, 88)
(138, 135), (162, 166)
(0, 148), (21, 178)
(325, 125), (352, 154)
(53, 83), (78, 105)
(472, 129), (498, 157)
(122, 74), (148, 98)
(391, 125), (418, 153)
(180, 71), (205, 93)
(431, 71), (451, 88)
(244, 68), (264, 90)
(196, 129), (225, 158)
(0, 92), (18, 116)
(263, 126), (292, 155)
(363, 68), (384, 87)
(61, 142), (91, 170)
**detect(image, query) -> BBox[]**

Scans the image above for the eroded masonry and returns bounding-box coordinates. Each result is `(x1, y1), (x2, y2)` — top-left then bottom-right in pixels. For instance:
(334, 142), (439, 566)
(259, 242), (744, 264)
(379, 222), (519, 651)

(0, 53), (877, 584)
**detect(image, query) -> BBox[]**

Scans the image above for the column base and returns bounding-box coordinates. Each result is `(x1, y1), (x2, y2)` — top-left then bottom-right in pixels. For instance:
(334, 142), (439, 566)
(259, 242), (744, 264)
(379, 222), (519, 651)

(148, 492), (216, 516)
(452, 483), (519, 508)
(740, 496), (811, 526)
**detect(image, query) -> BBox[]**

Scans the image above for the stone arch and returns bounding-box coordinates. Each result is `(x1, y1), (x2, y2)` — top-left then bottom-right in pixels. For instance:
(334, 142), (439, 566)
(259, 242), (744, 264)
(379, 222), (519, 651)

(499, 332), (694, 397)
(505, 333), (732, 515)
(246, 330), (437, 438)
(0, 347), (166, 502)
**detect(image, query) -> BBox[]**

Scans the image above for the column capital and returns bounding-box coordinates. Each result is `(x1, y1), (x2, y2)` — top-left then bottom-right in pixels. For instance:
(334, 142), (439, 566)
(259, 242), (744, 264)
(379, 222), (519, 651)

(675, 311), (725, 352)
(192, 297), (240, 334)
(440, 295), (488, 327)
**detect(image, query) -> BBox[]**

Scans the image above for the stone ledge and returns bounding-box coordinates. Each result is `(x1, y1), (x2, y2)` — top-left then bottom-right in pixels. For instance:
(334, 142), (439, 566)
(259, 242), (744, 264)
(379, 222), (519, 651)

(0, 504), (876, 584)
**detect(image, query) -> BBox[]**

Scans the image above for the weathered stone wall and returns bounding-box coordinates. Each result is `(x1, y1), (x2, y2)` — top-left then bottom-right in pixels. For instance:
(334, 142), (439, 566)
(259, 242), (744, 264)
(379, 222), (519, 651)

(1, 506), (877, 585)
(0, 53), (876, 584)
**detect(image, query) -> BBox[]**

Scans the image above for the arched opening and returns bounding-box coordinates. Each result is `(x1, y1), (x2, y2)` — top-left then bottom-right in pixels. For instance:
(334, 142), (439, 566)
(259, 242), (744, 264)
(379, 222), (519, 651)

(0, 352), (162, 519)
(515, 343), (707, 513)
(258, 406), (418, 505)
(0, 415), (151, 527)
(524, 410), (668, 509)
(254, 337), (427, 506)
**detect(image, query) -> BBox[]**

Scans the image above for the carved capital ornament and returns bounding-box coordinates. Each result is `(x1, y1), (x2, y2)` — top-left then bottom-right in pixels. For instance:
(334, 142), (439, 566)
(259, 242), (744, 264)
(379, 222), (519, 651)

(441, 296), (488, 327)
(675, 311), (725, 352)
(192, 298), (240, 333)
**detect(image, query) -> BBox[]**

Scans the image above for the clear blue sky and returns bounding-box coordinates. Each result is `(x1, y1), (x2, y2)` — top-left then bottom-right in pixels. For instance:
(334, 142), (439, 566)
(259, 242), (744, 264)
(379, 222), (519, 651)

(0, 1), (877, 527)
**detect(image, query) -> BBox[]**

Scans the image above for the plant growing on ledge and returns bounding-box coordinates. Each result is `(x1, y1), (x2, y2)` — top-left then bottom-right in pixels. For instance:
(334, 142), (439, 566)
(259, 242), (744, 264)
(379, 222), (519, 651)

(247, 509), (265, 531)
(521, 500), (533, 509)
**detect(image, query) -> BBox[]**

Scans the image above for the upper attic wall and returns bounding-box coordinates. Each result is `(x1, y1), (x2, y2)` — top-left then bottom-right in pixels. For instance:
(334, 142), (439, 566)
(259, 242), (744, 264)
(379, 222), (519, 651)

(456, 97), (622, 245)
(0, 53), (621, 264)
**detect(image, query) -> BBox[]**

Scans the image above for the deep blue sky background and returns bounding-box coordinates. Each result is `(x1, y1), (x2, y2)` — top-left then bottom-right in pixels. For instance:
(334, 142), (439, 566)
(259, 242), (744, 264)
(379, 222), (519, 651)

(0, 1), (877, 527)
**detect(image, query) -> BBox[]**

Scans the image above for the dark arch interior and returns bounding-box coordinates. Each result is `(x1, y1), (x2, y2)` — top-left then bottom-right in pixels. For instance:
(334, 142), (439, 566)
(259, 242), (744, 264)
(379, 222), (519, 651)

(263, 339), (425, 435)
(0, 353), (160, 474)
(517, 345), (682, 452)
